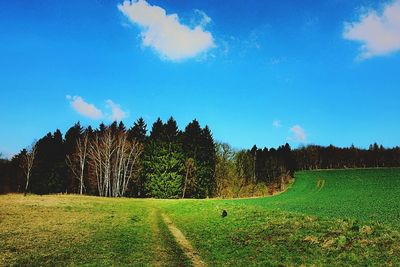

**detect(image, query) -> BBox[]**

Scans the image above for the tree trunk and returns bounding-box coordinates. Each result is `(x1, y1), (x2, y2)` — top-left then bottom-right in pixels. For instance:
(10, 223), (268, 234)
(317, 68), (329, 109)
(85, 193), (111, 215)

(182, 168), (189, 199)
(24, 173), (30, 196)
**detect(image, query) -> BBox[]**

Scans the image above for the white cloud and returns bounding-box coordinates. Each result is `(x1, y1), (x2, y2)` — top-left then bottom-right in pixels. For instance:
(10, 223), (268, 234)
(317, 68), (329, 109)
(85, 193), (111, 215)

(272, 120), (282, 128)
(118, 0), (215, 61)
(67, 95), (128, 121)
(66, 95), (103, 120)
(343, 0), (400, 59)
(106, 99), (128, 121)
(289, 125), (307, 142)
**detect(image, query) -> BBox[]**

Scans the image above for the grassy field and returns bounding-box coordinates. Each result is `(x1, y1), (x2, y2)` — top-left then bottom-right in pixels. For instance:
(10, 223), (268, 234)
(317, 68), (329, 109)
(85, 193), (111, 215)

(242, 168), (400, 226)
(0, 196), (191, 266)
(1, 168), (400, 266)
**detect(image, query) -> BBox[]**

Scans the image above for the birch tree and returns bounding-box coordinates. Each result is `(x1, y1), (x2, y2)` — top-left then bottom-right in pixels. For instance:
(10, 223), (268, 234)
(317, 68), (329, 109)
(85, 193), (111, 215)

(88, 127), (143, 197)
(111, 132), (143, 197)
(66, 132), (89, 195)
(22, 143), (37, 196)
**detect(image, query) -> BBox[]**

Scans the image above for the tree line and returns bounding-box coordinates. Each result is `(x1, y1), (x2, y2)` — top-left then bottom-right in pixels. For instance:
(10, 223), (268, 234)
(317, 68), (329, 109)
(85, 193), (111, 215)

(214, 143), (400, 198)
(0, 118), (216, 198)
(0, 118), (399, 198)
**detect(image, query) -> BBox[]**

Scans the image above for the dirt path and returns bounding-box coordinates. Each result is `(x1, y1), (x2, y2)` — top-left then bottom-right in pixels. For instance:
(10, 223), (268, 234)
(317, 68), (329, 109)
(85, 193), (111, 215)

(149, 208), (201, 266)
(161, 213), (206, 267)
(149, 209), (168, 266)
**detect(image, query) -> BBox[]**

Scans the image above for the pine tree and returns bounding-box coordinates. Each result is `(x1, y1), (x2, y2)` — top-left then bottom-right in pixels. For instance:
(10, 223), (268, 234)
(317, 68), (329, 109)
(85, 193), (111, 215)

(118, 121), (126, 133)
(98, 122), (106, 133)
(164, 117), (179, 145)
(48, 129), (67, 193)
(64, 122), (83, 155)
(64, 122), (83, 192)
(144, 143), (184, 198)
(128, 118), (147, 143)
(182, 119), (202, 160)
(199, 125), (216, 197)
(181, 120), (216, 198)
(30, 130), (67, 194)
(109, 121), (119, 135)
(150, 118), (165, 142)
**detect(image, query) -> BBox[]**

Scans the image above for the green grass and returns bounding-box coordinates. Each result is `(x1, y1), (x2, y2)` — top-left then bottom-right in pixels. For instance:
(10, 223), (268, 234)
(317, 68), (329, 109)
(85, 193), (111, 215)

(241, 168), (400, 227)
(0, 196), (189, 266)
(159, 168), (400, 265)
(1, 168), (400, 266)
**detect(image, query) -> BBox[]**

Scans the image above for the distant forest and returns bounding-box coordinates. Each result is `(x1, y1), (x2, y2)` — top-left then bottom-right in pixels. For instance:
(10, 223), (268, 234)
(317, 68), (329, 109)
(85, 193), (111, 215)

(1, 117), (399, 198)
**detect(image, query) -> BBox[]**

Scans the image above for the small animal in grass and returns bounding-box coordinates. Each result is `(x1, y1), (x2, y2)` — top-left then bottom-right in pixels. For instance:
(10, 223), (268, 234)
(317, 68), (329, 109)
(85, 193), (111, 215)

(221, 210), (228, 218)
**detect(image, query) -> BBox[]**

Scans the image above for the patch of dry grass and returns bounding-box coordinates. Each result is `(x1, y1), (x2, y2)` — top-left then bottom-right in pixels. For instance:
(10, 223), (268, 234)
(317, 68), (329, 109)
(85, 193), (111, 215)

(0, 194), (159, 266)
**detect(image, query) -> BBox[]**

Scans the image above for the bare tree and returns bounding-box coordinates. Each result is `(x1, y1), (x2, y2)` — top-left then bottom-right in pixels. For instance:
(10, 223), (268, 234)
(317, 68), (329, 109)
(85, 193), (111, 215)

(66, 132), (89, 195)
(88, 127), (143, 197)
(88, 132), (111, 197)
(111, 132), (143, 197)
(22, 143), (37, 196)
(215, 143), (236, 197)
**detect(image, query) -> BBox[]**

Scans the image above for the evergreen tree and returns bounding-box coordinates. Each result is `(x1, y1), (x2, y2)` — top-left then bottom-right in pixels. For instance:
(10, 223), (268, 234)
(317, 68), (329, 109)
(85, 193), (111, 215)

(282, 143), (296, 174)
(199, 125), (216, 197)
(48, 129), (67, 193)
(164, 117), (179, 145)
(128, 118), (147, 143)
(181, 120), (216, 198)
(182, 119), (202, 159)
(150, 118), (165, 142)
(144, 142), (184, 198)
(64, 122), (83, 155)
(10, 151), (26, 192)
(30, 133), (52, 194)
(98, 122), (106, 133)
(0, 157), (12, 194)
(109, 121), (119, 135)
(64, 122), (83, 192)
(118, 121), (126, 133)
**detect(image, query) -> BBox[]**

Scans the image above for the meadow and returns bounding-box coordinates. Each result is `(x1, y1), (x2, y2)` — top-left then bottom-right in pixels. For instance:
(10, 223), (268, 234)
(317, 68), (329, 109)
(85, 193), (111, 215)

(1, 168), (400, 266)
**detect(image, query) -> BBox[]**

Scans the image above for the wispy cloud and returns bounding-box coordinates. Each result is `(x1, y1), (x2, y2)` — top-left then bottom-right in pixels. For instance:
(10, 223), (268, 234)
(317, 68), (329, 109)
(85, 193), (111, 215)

(343, 0), (400, 60)
(194, 9), (212, 28)
(272, 120), (282, 128)
(118, 0), (215, 61)
(66, 95), (103, 120)
(67, 95), (128, 121)
(289, 125), (307, 142)
(106, 100), (128, 121)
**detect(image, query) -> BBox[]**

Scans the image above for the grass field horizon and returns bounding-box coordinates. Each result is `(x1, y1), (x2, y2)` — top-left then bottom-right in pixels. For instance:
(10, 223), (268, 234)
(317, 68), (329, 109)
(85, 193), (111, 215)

(1, 168), (400, 266)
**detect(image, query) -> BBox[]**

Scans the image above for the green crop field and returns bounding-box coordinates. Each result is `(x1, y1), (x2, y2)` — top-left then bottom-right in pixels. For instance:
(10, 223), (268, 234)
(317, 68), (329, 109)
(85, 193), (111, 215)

(240, 168), (400, 227)
(1, 168), (400, 266)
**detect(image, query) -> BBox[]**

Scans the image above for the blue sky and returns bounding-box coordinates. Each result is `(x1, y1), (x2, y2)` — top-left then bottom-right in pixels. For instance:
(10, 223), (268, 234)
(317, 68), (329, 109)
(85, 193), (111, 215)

(1, 0), (400, 157)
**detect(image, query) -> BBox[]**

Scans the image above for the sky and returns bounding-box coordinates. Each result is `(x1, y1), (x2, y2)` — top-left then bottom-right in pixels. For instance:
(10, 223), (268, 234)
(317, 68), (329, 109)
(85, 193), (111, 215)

(1, 0), (400, 158)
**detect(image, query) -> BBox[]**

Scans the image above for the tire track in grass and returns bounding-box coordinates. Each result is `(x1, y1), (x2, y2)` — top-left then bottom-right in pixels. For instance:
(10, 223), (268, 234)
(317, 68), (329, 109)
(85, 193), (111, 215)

(149, 209), (168, 266)
(161, 213), (206, 267)
(150, 208), (192, 266)
(316, 179), (326, 192)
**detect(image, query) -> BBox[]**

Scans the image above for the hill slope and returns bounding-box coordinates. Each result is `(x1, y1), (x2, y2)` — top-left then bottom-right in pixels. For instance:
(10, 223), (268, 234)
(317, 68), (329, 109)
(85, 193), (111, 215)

(160, 168), (400, 265)
(241, 168), (400, 226)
